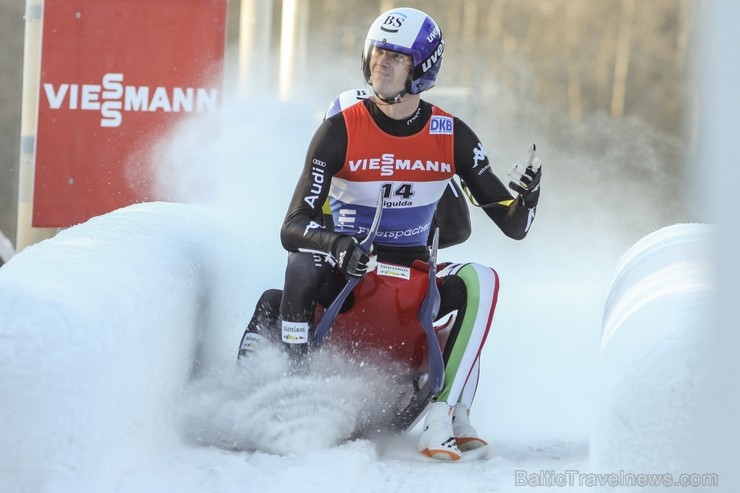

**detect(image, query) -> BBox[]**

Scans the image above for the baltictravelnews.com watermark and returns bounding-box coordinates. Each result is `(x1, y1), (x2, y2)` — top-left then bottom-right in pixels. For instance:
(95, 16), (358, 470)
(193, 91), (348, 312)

(514, 469), (719, 488)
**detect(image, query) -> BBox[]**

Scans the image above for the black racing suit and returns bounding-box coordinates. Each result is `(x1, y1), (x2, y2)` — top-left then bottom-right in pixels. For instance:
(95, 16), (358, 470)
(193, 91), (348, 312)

(240, 98), (536, 356)
(281, 99), (532, 255)
(280, 99), (534, 322)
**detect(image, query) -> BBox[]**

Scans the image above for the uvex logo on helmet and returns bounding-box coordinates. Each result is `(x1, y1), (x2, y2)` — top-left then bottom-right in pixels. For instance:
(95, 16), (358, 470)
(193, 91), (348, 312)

(418, 40), (445, 75)
(380, 12), (407, 33)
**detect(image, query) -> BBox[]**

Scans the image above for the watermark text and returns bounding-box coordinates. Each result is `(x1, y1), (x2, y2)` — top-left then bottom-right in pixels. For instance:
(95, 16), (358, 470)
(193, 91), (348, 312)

(514, 469), (718, 488)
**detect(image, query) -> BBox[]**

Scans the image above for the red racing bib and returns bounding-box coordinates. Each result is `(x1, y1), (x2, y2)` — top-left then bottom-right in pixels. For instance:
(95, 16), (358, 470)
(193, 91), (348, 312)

(330, 103), (455, 247)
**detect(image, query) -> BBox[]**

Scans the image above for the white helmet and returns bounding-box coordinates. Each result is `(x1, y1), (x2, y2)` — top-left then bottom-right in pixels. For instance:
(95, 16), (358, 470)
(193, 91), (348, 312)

(361, 7), (444, 102)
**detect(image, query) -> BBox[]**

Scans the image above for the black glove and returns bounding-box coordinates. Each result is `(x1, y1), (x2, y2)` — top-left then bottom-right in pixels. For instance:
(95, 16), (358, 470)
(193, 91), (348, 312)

(509, 166), (541, 208)
(508, 144), (542, 208)
(332, 236), (370, 277)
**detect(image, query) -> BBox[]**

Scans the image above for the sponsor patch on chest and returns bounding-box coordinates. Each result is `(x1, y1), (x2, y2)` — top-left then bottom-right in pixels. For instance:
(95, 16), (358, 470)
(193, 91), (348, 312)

(430, 115), (453, 135)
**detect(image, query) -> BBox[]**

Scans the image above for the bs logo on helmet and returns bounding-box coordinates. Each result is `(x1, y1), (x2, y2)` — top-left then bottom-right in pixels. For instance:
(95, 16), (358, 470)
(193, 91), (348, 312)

(380, 12), (407, 33)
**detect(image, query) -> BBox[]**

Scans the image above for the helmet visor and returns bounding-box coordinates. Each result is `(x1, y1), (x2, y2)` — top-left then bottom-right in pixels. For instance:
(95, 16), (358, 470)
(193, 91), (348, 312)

(363, 41), (413, 99)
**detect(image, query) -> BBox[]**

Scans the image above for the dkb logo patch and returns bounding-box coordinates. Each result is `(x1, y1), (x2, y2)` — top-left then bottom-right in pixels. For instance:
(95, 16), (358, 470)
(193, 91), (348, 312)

(429, 116), (453, 135)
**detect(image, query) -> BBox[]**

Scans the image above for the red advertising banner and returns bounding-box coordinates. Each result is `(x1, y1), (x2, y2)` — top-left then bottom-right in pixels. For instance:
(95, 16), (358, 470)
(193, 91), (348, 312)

(34, 0), (226, 227)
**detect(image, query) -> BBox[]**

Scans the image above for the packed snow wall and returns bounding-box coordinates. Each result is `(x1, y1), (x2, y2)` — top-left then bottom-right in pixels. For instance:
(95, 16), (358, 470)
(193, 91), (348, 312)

(0, 202), (221, 493)
(591, 223), (714, 476)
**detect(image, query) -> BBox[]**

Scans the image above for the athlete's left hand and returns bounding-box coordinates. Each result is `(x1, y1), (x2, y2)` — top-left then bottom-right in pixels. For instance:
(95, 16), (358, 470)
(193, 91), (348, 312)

(508, 143), (541, 208)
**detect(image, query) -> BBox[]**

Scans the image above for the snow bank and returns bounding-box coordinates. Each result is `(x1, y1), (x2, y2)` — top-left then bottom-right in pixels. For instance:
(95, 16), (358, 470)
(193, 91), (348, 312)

(0, 200), (421, 493)
(0, 202), (220, 493)
(591, 223), (714, 476)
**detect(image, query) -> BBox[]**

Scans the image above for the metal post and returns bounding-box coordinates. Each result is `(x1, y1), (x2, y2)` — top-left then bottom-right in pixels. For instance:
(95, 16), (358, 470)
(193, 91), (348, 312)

(278, 0), (308, 101)
(238, 0), (273, 101)
(16, 0), (56, 251)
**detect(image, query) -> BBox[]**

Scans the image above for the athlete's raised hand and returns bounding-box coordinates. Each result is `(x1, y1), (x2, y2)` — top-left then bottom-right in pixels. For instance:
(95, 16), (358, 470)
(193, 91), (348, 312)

(508, 143), (542, 208)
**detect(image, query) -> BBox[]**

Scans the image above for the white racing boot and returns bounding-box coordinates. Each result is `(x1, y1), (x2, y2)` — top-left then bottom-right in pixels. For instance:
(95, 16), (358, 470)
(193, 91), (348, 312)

(452, 403), (488, 451)
(418, 401), (462, 461)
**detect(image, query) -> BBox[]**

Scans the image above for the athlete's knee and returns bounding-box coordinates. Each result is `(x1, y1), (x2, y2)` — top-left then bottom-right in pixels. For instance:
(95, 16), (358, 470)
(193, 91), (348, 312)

(284, 251), (325, 281)
(239, 289), (284, 358)
(454, 263), (499, 304)
(438, 274), (468, 317)
(257, 289), (282, 315)
(439, 263), (499, 358)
